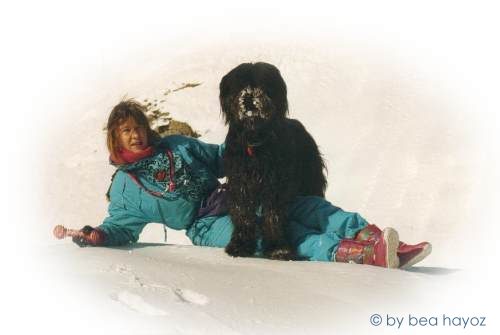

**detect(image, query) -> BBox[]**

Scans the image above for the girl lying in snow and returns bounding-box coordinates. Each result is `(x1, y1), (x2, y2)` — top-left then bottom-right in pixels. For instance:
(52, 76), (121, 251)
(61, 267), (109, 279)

(53, 99), (431, 269)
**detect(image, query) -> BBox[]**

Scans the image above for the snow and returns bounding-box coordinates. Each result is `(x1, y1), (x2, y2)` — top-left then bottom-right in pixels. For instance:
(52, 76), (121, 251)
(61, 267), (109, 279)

(4, 1), (500, 334)
(30, 244), (494, 335)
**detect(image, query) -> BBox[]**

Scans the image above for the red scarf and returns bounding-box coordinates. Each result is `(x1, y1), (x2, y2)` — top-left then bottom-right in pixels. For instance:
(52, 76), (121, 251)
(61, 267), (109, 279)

(112, 146), (154, 164)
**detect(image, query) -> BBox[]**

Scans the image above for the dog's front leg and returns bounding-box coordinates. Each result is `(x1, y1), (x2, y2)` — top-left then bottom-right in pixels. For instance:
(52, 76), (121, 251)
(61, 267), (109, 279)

(262, 207), (295, 261)
(225, 204), (258, 257)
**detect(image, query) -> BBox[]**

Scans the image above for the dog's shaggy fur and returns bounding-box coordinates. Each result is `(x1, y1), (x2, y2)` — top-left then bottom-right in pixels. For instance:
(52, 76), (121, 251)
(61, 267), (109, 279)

(219, 62), (327, 260)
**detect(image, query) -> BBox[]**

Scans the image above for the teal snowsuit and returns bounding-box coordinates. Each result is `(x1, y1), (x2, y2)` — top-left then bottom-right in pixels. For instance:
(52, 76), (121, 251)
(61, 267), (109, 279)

(99, 135), (368, 261)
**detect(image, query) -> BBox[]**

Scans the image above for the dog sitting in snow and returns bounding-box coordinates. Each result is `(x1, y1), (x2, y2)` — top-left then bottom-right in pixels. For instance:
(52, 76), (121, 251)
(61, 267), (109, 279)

(219, 62), (327, 260)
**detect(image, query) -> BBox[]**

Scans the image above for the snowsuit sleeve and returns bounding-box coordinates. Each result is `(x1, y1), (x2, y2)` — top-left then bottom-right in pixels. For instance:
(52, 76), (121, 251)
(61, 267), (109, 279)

(97, 172), (150, 246)
(168, 135), (226, 178)
(190, 139), (225, 178)
(97, 204), (149, 246)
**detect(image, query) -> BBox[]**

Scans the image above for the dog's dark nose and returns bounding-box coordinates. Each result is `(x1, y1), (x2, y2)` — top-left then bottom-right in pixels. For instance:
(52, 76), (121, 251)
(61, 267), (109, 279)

(243, 95), (254, 111)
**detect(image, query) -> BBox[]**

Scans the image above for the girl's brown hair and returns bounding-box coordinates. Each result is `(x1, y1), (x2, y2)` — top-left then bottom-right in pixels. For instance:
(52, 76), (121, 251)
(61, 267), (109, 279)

(106, 99), (160, 163)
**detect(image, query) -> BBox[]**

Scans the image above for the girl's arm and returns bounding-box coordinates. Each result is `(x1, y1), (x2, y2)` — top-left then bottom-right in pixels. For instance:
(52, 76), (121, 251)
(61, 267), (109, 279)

(95, 170), (150, 246)
(165, 135), (225, 178)
(188, 138), (225, 178)
(96, 202), (149, 246)
(57, 209), (149, 247)
(59, 186), (150, 247)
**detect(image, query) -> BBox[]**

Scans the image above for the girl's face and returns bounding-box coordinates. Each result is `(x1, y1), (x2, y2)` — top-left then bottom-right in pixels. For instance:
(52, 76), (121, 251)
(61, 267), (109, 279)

(117, 117), (148, 152)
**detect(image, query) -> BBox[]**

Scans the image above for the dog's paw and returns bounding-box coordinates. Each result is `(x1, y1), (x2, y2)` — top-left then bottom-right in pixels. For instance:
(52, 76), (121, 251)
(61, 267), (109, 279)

(225, 240), (255, 258)
(266, 247), (295, 261)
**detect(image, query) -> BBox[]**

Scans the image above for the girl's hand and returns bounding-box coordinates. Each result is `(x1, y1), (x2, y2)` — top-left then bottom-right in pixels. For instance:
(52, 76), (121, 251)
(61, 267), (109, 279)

(53, 225), (106, 247)
(72, 226), (106, 247)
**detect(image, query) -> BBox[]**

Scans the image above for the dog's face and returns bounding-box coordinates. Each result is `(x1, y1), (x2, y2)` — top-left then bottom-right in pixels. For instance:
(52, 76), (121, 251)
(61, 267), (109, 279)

(231, 86), (275, 131)
(219, 62), (289, 131)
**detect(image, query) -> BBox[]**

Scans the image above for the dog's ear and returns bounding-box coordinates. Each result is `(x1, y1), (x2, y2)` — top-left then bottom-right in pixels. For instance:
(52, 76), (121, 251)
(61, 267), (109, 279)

(219, 74), (234, 124)
(219, 95), (233, 125)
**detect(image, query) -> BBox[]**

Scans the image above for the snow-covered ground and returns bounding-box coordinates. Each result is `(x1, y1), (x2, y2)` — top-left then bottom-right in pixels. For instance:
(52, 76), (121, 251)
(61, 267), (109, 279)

(37, 244), (487, 335)
(4, 1), (499, 334)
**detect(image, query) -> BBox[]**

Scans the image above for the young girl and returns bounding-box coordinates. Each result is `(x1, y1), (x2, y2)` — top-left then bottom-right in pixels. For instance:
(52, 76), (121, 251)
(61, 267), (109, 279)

(54, 99), (430, 269)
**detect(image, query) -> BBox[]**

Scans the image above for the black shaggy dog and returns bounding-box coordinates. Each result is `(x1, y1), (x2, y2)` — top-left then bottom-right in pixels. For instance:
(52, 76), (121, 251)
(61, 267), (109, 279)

(219, 62), (327, 260)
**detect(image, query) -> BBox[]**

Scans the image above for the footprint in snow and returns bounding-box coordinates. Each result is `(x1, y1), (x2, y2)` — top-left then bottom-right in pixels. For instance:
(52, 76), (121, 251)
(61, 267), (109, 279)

(173, 288), (210, 306)
(111, 291), (169, 316)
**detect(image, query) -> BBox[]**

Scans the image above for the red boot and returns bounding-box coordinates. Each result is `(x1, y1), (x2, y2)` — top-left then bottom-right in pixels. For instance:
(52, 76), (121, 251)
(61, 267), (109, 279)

(334, 227), (399, 268)
(397, 241), (432, 270)
(355, 224), (432, 269)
